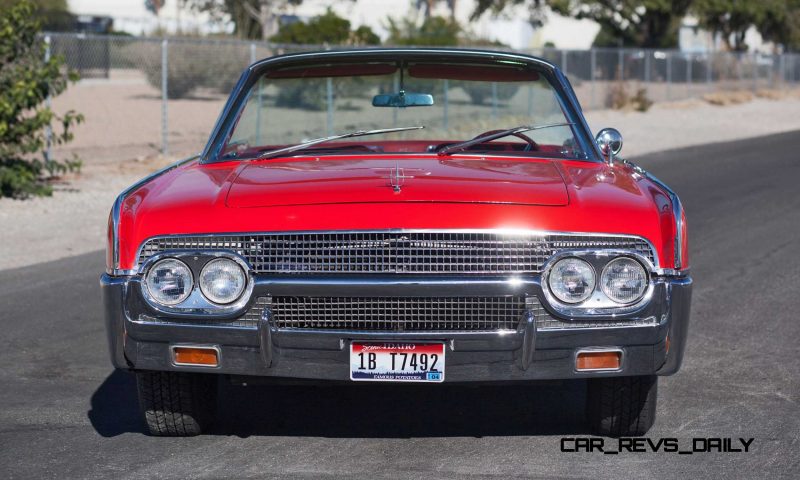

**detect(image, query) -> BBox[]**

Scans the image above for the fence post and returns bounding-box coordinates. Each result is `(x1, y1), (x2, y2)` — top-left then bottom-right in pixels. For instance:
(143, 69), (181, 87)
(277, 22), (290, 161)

(644, 49), (650, 84)
(561, 49), (568, 77)
(161, 38), (168, 156)
(618, 48), (624, 81)
(491, 82), (498, 120)
(44, 35), (52, 162)
(250, 42), (256, 64)
(666, 52), (672, 101)
(686, 54), (692, 98)
(590, 48), (596, 109)
(737, 53), (743, 89)
(752, 53), (758, 92)
(325, 77), (334, 136)
(443, 79), (449, 131)
(706, 52), (712, 92)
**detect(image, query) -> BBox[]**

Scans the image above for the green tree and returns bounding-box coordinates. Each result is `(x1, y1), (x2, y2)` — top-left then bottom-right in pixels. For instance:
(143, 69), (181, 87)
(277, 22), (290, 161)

(691, 0), (765, 51)
(270, 9), (380, 45)
(386, 16), (461, 46)
(182, 0), (321, 40)
(471, 0), (690, 48)
(0, 0), (74, 31)
(0, 0), (82, 198)
(753, 0), (800, 51)
(470, 0), (549, 27)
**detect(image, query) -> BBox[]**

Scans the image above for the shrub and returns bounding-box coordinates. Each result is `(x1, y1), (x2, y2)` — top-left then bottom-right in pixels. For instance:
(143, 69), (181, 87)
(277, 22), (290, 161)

(0, 0), (83, 198)
(271, 9), (380, 46)
(458, 82), (520, 105)
(632, 88), (653, 112)
(605, 81), (653, 112)
(386, 16), (460, 46)
(141, 41), (248, 99)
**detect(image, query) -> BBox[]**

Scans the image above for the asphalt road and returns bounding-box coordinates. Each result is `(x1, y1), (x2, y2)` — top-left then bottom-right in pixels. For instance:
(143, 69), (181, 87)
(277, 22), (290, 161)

(1, 132), (799, 479)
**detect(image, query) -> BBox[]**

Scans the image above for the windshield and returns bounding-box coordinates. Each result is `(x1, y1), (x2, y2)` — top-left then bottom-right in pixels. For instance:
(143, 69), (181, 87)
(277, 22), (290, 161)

(222, 60), (585, 161)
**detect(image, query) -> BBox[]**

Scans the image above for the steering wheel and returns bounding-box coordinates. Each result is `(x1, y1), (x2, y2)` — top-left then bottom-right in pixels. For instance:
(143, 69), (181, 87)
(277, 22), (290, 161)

(472, 129), (539, 151)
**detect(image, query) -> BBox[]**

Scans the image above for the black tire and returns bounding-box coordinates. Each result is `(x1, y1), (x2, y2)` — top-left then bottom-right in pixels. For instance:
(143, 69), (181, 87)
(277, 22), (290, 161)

(135, 370), (217, 436)
(586, 375), (657, 437)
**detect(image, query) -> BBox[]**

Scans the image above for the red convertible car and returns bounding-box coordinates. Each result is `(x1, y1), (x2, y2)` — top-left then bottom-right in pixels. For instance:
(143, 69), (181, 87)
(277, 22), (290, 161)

(101, 49), (691, 437)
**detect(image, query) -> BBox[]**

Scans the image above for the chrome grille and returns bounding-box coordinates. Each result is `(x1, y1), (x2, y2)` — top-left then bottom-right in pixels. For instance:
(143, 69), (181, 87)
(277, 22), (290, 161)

(136, 296), (268, 329)
(137, 232), (655, 274)
(272, 296), (525, 331)
(530, 297), (658, 330)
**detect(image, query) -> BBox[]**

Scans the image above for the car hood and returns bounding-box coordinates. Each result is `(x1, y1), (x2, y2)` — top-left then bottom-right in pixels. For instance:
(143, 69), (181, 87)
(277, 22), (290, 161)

(225, 157), (569, 208)
(117, 157), (677, 270)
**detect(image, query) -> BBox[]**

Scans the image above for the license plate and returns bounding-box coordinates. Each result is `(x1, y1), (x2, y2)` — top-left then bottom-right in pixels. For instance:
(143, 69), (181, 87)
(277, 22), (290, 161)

(350, 342), (445, 382)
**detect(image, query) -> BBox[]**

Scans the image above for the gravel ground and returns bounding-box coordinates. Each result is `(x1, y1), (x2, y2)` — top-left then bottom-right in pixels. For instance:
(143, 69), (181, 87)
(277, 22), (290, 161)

(2, 95), (800, 271)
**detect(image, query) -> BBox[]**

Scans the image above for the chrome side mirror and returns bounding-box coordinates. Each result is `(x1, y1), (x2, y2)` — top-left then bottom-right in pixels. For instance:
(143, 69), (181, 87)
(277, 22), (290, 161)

(595, 128), (623, 164)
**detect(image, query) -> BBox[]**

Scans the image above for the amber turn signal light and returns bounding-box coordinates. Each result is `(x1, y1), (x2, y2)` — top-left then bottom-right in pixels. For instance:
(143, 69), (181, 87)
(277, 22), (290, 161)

(576, 350), (621, 371)
(173, 346), (219, 367)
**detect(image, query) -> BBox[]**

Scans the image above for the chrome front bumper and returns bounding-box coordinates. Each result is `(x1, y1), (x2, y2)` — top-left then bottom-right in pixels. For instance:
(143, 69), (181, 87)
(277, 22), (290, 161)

(101, 274), (692, 382)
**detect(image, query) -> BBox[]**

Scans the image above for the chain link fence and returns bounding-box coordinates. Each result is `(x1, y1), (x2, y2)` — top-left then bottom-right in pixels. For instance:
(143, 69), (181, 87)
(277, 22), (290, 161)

(44, 32), (800, 159)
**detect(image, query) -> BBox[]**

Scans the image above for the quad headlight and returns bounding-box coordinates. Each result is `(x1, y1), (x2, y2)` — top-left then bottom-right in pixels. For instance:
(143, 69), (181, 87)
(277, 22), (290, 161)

(544, 253), (651, 312)
(600, 257), (648, 304)
(199, 258), (247, 304)
(547, 257), (596, 304)
(144, 258), (194, 306)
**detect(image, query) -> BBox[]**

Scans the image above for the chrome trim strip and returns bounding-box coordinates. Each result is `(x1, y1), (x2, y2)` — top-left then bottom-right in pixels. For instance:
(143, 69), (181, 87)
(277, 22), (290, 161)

(132, 229), (663, 274)
(574, 347), (624, 372)
(538, 318), (659, 332)
(169, 344), (222, 368)
(107, 155), (199, 276)
(130, 318), (257, 331)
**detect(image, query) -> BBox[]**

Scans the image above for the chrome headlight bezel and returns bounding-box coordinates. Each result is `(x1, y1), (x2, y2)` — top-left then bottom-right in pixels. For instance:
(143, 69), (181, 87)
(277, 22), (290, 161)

(139, 251), (254, 316)
(541, 250), (654, 316)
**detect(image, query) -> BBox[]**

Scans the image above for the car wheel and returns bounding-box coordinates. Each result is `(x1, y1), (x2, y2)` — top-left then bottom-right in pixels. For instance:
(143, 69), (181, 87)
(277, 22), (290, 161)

(135, 370), (217, 436)
(586, 375), (657, 437)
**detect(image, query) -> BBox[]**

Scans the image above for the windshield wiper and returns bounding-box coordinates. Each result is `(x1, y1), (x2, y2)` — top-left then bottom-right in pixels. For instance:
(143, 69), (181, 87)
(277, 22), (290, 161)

(255, 125), (425, 160)
(436, 123), (574, 156)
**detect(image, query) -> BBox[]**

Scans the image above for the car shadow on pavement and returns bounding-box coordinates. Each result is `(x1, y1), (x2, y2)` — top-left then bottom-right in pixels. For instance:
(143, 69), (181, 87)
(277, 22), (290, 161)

(89, 370), (589, 438)
(89, 370), (146, 436)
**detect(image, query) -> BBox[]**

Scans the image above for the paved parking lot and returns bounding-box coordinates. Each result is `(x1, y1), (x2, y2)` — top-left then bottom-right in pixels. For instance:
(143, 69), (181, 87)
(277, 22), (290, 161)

(1, 132), (798, 479)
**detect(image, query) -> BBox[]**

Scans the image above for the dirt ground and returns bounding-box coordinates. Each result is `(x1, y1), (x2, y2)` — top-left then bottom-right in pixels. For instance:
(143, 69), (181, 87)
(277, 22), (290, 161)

(2, 75), (800, 271)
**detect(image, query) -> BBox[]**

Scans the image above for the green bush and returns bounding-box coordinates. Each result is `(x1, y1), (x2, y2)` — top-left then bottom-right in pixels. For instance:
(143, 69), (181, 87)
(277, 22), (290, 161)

(270, 9), (380, 46)
(458, 82), (520, 105)
(141, 41), (248, 98)
(0, 0), (83, 198)
(386, 16), (461, 46)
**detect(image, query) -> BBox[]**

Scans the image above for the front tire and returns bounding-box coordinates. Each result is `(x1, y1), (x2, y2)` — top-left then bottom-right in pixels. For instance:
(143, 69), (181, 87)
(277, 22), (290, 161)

(135, 370), (217, 436)
(586, 375), (657, 437)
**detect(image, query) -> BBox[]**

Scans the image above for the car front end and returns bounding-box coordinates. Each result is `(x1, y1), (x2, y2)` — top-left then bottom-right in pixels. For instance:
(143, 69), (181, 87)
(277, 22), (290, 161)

(102, 48), (691, 437)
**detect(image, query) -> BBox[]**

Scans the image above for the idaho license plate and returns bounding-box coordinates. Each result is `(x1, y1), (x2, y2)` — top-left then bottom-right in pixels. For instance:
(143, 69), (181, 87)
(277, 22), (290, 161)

(350, 342), (445, 382)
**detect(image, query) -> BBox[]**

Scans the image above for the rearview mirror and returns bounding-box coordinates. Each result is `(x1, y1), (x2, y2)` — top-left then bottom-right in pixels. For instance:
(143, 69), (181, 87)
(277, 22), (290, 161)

(372, 91), (434, 108)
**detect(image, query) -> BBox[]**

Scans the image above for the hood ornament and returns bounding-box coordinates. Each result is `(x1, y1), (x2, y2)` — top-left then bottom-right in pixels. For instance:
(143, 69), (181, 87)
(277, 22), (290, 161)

(388, 162), (414, 193)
